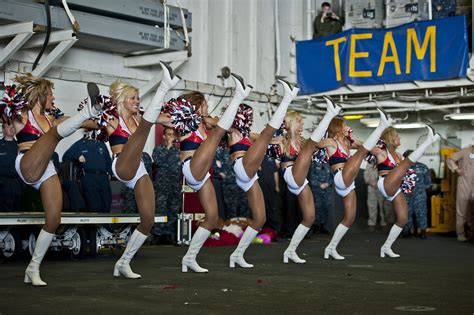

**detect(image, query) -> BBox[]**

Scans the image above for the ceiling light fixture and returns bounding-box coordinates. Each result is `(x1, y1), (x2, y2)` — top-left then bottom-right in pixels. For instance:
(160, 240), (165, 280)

(444, 113), (474, 120)
(392, 122), (426, 129)
(343, 114), (365, 120)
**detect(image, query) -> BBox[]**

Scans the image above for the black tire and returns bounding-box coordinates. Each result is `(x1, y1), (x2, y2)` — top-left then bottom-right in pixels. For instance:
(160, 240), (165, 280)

(70, 228), (87, 259)
(1, 230), (22, 259)
(88, 228), (98, 258)
(27, 232), (36, 257)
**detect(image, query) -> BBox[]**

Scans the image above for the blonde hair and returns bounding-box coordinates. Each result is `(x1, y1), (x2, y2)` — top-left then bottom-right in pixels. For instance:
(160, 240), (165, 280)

(109, 80), (139, 115)
(327, 117), (345, 139)
(381, 127), (398, 150)
(15, 73), (54, 111)
(283, 110), (303, 156)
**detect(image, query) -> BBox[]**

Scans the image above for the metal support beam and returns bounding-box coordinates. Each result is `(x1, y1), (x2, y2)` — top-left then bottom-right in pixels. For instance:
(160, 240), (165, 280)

(23, 30), (76, 48)
(26, 31), (78, 77)
(304, 76), (474, 97)
(124, 50), (188, 68)
(49, 0), (192, 30)
(140, 60), (186, 98)
(0, 22), (34, 67)
(0, 0), (187, 54)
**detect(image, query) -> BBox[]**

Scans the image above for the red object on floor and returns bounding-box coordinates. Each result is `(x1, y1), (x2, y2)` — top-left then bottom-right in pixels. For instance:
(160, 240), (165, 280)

(204, 230), (240, 247)
(261, 227), (277, 241)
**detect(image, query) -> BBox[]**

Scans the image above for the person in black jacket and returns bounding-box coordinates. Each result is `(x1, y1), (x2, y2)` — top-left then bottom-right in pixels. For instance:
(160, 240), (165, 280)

(63, 134), (112, 213)
(0, 122), (23, 211)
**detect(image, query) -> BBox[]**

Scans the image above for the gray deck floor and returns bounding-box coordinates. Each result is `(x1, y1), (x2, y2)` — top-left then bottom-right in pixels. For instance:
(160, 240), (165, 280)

(1, 228), (473, 314)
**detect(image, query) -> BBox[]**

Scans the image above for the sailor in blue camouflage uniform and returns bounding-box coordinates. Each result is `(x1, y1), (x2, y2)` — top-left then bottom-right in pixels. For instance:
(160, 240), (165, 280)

(215, 146), (250, 219)
(403, 150), (432, 238)
(213, 145), (227, 219)
(152, 127), (182, 240)
(308, 158), (333, 234)
(432, 0), (456, 19)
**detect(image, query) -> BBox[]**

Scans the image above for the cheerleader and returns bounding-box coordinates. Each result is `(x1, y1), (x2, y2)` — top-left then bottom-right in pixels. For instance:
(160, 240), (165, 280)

(104, 62), (179, 279)
(280, 98), (341, 263)
(227, 80), (298, 268)
(372, 126), (439, 257)
(164, 73), (252, 272)
(318, 108), (392, 260)
(3, 74), (102, 286)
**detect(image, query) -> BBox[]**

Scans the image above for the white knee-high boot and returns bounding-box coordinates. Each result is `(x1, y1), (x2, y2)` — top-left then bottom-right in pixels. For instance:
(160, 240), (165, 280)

(283, 224), (310, 263)
(113, 229), (148, 279)
(182, 226), (211, 273)
(24, 229), (54, 286)
(142, 61), (181, 124)
(324, 223), (349, 260)
(362, 108), (392, 150)
(57, 83), (102, 138)
(380, 224), (403, 258)
(310, 96), (342, 143)
(268, 79), (299, 129)
(217, 73), (252, 131)
(229, 226), (259, 268)
(408, 125), (440, 162)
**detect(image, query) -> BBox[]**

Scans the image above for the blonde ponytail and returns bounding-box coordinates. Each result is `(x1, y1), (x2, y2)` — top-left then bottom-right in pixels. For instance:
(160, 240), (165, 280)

(109, 80), (139, 115)
(15, 73), (54, 110)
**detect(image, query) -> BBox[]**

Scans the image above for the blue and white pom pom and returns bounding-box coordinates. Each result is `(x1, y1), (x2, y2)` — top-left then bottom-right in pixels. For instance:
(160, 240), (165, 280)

(347, 128), (355, 144)
(45, 106), (65, 119)
(401, 168), (417, 194)
(365, 139), (386, 165)
(78, 95), (116, 142)
(266, 143), (283, 161)
(273, 122), (286, 137)
(162, 95), (201, 137)
(231, 103), (253, 137)
(0, 83), (28, 122)
(313, 148), (328, 163)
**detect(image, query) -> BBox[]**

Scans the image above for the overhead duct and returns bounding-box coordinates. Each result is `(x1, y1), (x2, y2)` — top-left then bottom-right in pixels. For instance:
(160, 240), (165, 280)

(48, 0), (192, 30)
(0, 0), (191, 54)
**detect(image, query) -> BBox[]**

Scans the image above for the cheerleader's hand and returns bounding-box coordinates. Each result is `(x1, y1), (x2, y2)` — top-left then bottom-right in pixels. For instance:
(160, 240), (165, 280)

(157, 113), (174, 127)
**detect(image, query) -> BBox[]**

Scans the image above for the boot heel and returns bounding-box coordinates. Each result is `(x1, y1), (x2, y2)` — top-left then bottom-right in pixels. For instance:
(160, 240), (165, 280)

(380, 250), (385, 258)
(229, 259), (236, 268)
(283, 254), (289, 263)
(24, 273), (31, 284)
(324, 249), (330, 260)
(181, 264), (188, 273)
(113, 267), (120, 277)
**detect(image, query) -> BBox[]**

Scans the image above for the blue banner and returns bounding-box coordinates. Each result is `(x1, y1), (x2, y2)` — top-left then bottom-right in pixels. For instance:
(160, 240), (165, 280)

(296, 16), (469, 95)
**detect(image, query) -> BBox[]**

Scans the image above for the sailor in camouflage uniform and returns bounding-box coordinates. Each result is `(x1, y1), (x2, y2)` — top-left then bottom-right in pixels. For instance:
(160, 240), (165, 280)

(403, 150), (432, 238)
(308, 159), (333, 234)
(215, 146), (250, 219)
(152, 127), (182, 239)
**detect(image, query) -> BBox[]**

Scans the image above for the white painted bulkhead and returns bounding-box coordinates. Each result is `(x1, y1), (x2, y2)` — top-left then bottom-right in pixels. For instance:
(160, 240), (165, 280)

(0, 0), (471, 175)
